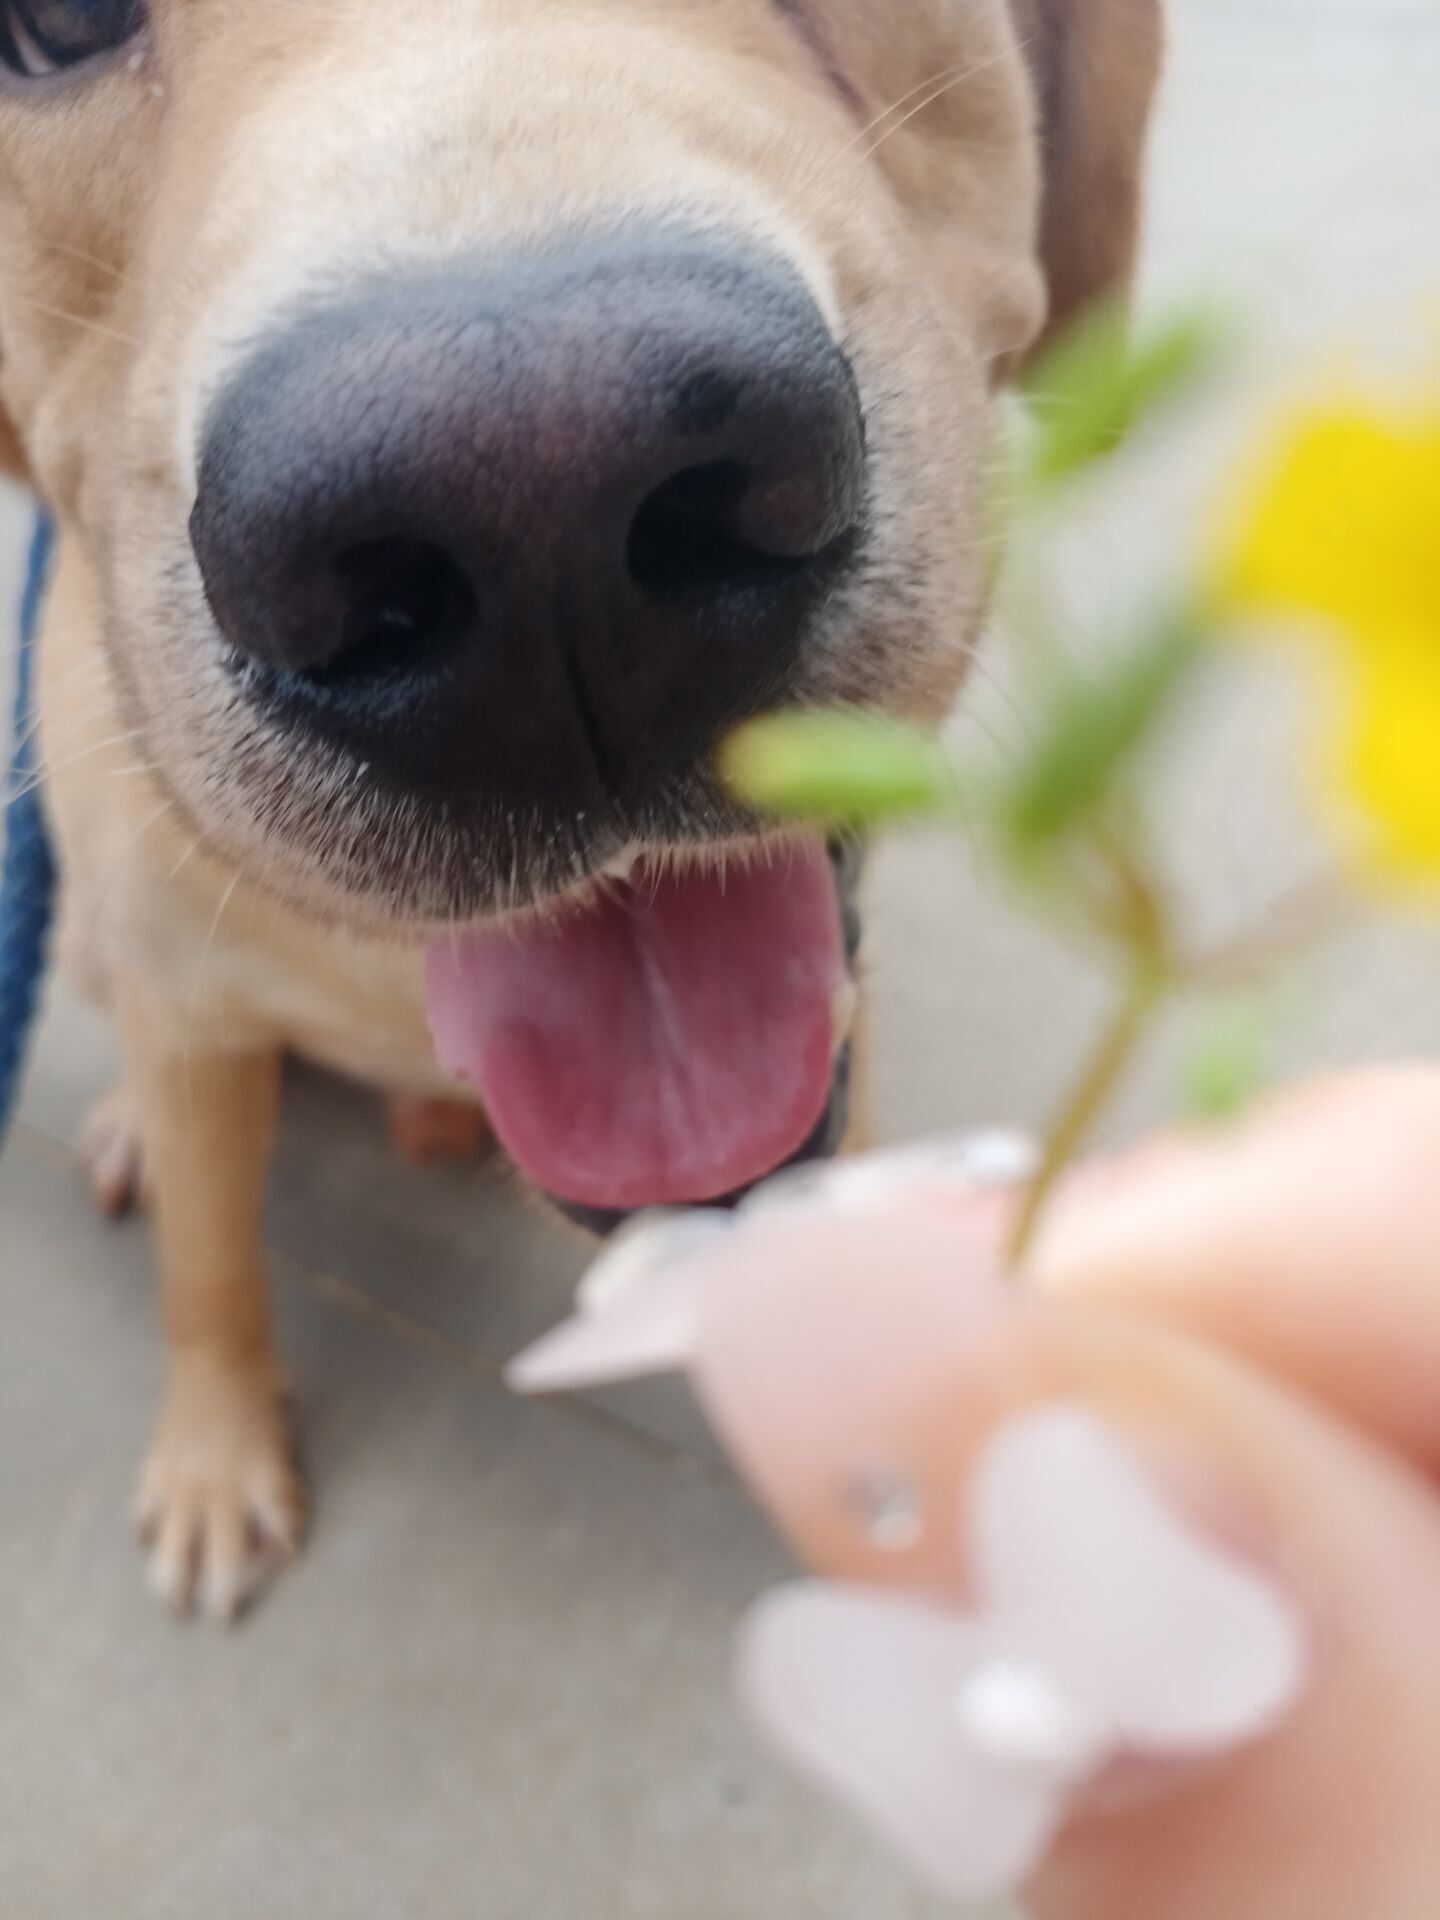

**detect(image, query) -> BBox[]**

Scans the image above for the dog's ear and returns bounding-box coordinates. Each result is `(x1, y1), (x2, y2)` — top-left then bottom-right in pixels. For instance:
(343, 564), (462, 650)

(1011, 0), (1164, 353)
(815, 0), (1160, 372)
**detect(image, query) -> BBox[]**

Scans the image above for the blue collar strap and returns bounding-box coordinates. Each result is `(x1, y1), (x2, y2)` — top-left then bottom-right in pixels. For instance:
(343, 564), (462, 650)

(0, 514), (57, 1149)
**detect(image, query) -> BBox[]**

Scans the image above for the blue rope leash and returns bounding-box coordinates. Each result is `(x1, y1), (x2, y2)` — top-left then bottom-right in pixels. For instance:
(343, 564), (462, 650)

(0, 515), (57, 1149)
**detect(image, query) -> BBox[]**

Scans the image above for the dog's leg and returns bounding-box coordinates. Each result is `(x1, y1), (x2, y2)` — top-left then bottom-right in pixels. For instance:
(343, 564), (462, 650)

(119, 984), (302, 1623)
(386, 1093), (488, 1164)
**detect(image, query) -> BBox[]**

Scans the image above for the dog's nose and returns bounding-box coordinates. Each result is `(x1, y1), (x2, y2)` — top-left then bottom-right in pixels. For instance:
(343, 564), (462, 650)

(190, 233), (865, 809)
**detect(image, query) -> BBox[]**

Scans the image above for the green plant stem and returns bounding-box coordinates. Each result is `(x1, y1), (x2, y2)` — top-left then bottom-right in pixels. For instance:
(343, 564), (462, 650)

(1008, 962), (1165, 1270)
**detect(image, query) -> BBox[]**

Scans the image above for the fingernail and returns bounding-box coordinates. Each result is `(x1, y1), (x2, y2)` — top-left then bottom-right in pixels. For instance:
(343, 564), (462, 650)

(508, 1131), (1035, 1398)
(576, 1208), (735, 1316)
(743, 1130), (1038, 1220)
(971, 1406), (1309, 1755)
(506, 1208), (732, 1394)
(737, 1404), (1309, 1904)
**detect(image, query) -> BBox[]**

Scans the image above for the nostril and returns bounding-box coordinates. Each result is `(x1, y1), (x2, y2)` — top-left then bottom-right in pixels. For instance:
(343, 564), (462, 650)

(309, 536), (477, 684)
(628, 462), (809, 604)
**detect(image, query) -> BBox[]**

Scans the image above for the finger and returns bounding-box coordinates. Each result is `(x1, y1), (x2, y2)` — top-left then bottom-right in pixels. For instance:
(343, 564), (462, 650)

(1029, 1066), (1440, 1465)
(695, 1211), (1440, 1919)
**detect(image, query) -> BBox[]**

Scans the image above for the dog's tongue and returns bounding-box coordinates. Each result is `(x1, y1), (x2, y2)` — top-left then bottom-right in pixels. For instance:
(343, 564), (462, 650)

(426, 840), (844, 1212)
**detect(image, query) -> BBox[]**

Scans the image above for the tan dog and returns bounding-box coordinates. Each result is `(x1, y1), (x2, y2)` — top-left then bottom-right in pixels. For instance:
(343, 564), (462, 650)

(1, 0), (1160, 1621)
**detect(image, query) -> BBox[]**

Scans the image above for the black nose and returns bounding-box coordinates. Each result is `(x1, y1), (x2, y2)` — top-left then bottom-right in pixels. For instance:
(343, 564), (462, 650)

(190, 231), (865, 811)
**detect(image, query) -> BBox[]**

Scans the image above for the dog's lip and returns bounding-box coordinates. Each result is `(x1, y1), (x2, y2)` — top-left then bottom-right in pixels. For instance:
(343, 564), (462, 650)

(396, 827), (827, 946)
(597, 842), (645, 880)
(415, 836), (865, 973)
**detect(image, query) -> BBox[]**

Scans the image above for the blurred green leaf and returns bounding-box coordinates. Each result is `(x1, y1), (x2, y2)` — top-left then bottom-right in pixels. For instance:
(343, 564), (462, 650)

(1018, 302), (1230, 493)
(1181, 999), (1271, 1123)
(1001, 603), (1204, 849)
(719, 711), (961, 827)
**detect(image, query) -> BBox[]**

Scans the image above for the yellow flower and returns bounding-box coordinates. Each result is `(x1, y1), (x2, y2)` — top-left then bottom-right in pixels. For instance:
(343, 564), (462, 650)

(1215, 392), (1440, 880)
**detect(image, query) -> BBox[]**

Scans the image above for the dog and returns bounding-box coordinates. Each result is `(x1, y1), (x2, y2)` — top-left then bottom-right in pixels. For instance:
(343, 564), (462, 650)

(1, 0), (1161, 1621)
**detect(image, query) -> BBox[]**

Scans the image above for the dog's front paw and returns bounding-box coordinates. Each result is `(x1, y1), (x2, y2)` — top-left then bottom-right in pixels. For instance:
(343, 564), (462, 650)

(387, 1093), (489, 1164)
(80, 1084), (149, 1219)
(135, 1353), (305, 1624)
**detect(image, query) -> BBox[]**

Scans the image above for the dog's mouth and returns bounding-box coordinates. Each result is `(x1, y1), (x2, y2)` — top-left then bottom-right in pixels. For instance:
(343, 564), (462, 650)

(424, 833), (852, 1217)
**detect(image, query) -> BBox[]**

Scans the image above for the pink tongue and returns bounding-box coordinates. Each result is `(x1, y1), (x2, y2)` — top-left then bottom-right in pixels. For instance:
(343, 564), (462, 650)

(426, 840), (844, 1212)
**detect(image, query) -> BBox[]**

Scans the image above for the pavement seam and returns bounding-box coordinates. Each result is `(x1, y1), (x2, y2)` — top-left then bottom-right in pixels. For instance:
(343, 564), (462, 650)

(6, 1118), (727, 1484)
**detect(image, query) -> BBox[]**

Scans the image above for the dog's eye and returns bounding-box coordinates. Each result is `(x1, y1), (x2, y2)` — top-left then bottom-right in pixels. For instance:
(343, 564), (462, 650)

(0, 0), (143, 76)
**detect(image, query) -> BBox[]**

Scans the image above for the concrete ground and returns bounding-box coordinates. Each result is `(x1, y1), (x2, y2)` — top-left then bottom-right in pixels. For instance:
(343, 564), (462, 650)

(3, 3), (1438, 1915)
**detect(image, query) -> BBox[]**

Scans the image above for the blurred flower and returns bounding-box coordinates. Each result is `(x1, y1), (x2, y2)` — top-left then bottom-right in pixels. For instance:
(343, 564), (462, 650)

(1215, 395), (1440, 878)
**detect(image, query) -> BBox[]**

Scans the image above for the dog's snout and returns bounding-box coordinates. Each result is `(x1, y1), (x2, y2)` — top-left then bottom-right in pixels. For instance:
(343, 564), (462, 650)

(190, 233), (865, 809)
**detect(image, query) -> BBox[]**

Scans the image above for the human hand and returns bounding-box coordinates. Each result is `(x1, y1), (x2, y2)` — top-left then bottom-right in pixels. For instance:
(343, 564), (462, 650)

(512, 1070), (1440, 1918)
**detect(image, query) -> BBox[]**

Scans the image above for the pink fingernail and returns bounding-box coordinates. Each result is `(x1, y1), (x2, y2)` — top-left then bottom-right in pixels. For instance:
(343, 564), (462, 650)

(506, 1208), (732, 1392)
(737, 1404), (1310, 1903)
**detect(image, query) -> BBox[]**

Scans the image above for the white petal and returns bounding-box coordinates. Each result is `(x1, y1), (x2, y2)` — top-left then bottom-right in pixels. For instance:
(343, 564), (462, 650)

(738, 1585), (1072, 1902)
(971, 1405), (1309, 1752)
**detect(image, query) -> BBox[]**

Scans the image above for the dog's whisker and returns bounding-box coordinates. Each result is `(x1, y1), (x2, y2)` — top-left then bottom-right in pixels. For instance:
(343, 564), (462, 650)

(10, 651), (122, 717)
(38, 236), (130, 285)
(183, 871), (243, 1109)
(255, 884), (286, 978)
(839, 48), (1014, 161)
(839, 58), (980, 154)
(19, 296), (140, 349)
(856, 44), (1028, 164)
(779, 45), (1021, 224)
(165, 835), (203, 889)
(7, 729), (148, 802)
(91, 797), (179, 932)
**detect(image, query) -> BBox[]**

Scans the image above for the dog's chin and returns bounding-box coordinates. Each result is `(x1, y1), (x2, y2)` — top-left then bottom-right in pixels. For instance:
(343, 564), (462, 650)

(169, 715), (763, 936)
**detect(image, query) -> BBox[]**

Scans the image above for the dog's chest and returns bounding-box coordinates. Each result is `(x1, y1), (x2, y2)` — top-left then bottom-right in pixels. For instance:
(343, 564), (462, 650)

(115, 854), (458, 1097)
(222, 936), (457, 1095)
